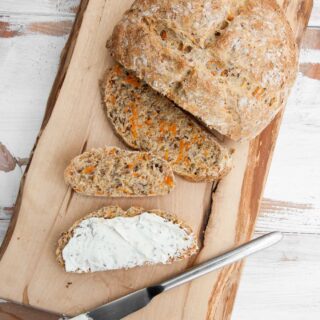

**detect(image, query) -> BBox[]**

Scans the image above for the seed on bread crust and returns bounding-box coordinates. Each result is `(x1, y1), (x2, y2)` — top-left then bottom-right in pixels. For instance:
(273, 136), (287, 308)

(64, 146), (175, 197)
(101, 64), (232, 182)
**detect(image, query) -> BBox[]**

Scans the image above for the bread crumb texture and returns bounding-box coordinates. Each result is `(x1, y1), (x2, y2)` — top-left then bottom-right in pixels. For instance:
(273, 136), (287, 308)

(56, 206), (198, 272)
(64, 146), (175, 197)
(108, 0), (298, 140)
(101, 64), (232, 182)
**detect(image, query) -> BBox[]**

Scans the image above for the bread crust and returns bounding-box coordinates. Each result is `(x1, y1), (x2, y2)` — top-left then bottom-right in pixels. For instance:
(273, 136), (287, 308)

(64, 146), (175, 197)
(56, 205), (198, 272)
(101, 64), (232, 182)
(108, 0), (298, 140)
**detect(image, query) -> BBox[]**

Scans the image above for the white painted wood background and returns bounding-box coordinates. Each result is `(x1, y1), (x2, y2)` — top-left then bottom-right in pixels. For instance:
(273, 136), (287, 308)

(0, 1), (319, 319)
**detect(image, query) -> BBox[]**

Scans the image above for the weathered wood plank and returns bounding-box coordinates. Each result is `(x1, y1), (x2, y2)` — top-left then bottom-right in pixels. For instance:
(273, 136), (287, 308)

(233, 232), (320, 319)
(0, 0), (80, 16)
(299, 28), (320, 79)
(0, 15), (73, 213)
(1, 0), (319, 27)
(0, 1), (317, 319)
(0, 15), (73, 38)
(263, 72), (320, 212)
(258, 198), (320, 234)
(309, 0), (320, 26)
(0, 1), (311, 320)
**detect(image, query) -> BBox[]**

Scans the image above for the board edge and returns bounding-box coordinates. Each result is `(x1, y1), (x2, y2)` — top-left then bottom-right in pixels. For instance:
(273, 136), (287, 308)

(204, 1), (314, 318)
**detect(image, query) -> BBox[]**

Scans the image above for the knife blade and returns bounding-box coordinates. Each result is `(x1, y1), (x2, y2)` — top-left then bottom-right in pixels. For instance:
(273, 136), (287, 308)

(82, 286), (164, 320)
(70, 231), (282, 320)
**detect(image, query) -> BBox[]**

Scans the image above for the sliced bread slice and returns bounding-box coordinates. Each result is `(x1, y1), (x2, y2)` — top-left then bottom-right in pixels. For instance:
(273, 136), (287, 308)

(101, 64), (232, 182)
(56, 205), (198, 272)
(64, 146), (175, 197)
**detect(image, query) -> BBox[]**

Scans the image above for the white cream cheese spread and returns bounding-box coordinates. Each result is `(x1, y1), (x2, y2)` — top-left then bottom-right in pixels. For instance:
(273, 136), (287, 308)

(62, 212), (196, 272)
(68, 314), (92, 320)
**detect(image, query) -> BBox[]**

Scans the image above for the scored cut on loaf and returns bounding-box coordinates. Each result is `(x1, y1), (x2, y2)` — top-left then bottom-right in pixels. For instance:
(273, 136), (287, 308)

(101, 64), (232, 182)
(64, 146), (175, 197)
(56, 205), (198, 273)
(108, 0), (298, 141)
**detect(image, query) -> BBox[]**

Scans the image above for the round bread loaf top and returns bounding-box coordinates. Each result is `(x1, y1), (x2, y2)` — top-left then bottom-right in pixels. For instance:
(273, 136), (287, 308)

(108, 0), (298, 140)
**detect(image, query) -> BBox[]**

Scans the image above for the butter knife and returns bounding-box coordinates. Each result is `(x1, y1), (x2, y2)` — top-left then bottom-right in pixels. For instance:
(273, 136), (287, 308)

(0, 232), (282, 320)
(70, 231), (282, 320)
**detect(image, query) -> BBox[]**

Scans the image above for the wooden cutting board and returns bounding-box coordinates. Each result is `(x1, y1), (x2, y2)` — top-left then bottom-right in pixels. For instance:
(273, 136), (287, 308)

(0, 0), (312, 319)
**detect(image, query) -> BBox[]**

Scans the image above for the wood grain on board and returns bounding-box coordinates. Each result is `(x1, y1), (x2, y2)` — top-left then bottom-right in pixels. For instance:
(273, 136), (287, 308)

(0, 1), (313, 320)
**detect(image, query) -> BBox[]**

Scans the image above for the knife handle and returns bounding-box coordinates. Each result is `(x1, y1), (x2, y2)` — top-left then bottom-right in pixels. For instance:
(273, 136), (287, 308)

(160, 232), (282, 292)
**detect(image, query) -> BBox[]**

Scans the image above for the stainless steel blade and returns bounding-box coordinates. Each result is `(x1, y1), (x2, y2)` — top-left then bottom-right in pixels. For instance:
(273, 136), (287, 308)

(0, 298), (64, 320)
(85, 286), (163, 320)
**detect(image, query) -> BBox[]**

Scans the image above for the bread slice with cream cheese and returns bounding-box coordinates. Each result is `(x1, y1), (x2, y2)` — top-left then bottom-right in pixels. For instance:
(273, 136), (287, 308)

(56, 206), (198, 273)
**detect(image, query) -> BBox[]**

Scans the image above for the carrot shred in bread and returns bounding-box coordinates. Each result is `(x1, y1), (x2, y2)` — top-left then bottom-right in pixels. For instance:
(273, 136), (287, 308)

(114, 64), (122, 75)
(109, 95), (116, 104)
(159, 120), (165, 133)
(129, 102), (139, 139)
(252, 87), (266, 98)
(81, 166), (96, 174)
(124, 75), (141, 88)
(191, 134), (200, 144)
(164, 175), (174, 187)
(168, 123), (177, 135)
(227, 13), (234, 21)
(176, 140), (185, 163)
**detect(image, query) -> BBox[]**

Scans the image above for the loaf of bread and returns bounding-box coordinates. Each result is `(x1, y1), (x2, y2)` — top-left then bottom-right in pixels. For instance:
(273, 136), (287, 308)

(101, 64), (231, 182)
(64, 146), (175, 197)
(56, 205), (198, 272)
(108, 0), (298, 140)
